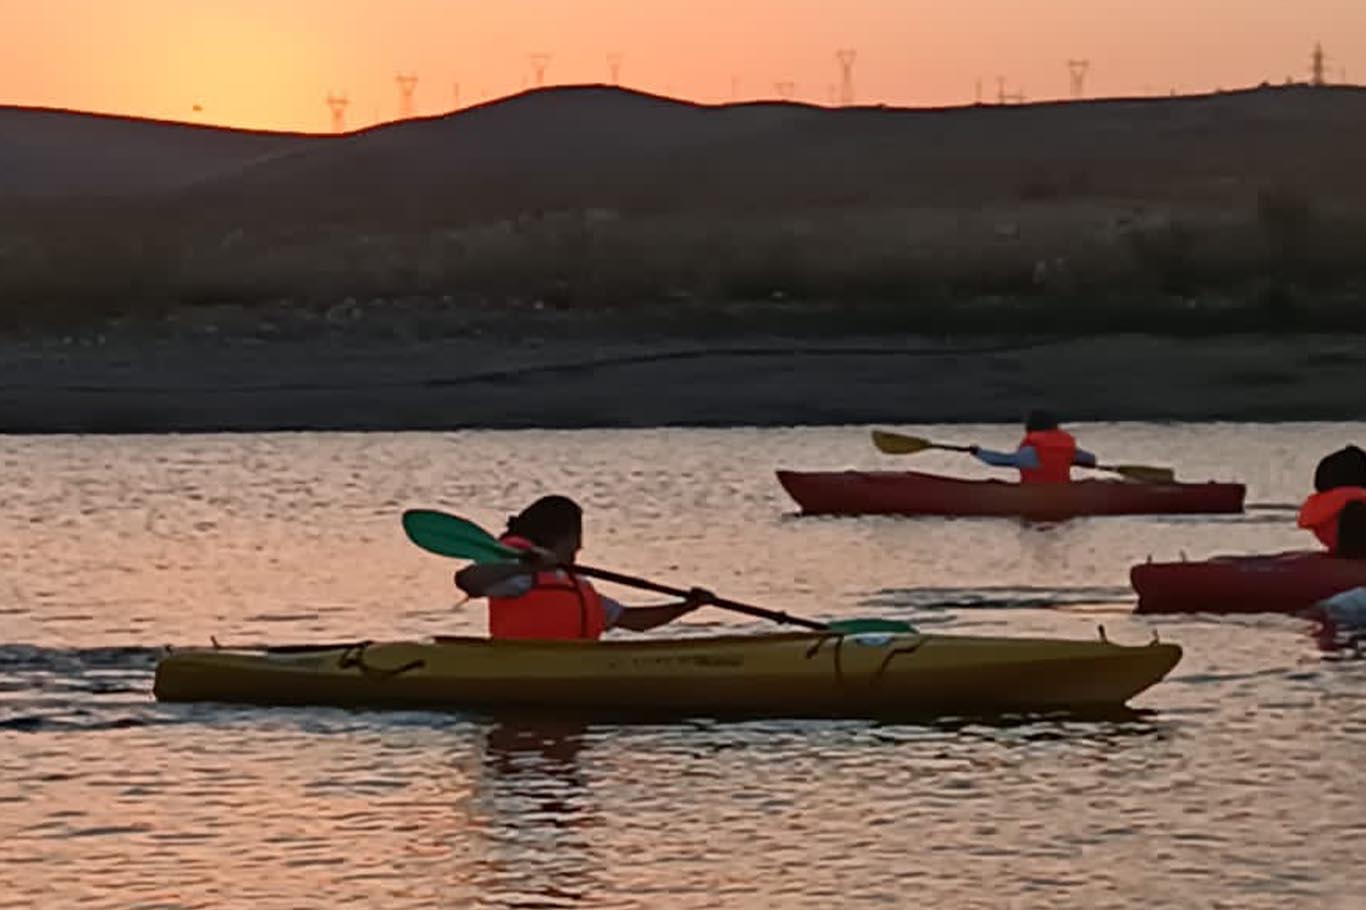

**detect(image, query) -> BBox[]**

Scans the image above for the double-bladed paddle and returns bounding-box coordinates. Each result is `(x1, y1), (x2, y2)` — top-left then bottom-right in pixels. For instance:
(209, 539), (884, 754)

(401, 509), (912, 635)
(871, 430), (1176, 484)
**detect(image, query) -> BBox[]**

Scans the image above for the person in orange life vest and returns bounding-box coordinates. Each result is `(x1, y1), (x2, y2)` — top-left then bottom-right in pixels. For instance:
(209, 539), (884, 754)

(965, 410), (1098, 484)
(454, 495), (714, 640)
(1298, 445), (1366, 557)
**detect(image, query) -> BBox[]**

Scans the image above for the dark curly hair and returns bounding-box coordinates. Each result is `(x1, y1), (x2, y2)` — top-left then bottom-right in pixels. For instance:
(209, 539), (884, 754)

(1314, 445), (1366, 493)
(504, 495), (583, 547)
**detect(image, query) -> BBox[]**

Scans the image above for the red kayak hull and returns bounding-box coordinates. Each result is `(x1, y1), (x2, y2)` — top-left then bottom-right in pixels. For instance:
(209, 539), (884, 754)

(776, 469), (1245, 520)
(1131, 551), (1366, 615)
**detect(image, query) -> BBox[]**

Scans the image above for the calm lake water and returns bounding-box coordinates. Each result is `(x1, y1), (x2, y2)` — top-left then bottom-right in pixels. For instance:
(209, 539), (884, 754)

(3, 423), (1365, 909)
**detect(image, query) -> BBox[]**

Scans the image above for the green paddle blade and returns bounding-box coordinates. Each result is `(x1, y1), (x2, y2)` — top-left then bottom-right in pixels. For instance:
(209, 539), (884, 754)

(401, 509), (518, 563)
(826, 618), (917, 634)
(401, 510), (916, 635)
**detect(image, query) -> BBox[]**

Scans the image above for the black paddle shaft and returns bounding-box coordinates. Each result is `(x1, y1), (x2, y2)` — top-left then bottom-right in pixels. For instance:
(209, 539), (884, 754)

(566, 563), (829, 631)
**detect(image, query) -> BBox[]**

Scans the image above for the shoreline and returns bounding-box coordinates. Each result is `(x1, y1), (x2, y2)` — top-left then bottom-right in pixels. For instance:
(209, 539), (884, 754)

(4, 323), (1365, 433)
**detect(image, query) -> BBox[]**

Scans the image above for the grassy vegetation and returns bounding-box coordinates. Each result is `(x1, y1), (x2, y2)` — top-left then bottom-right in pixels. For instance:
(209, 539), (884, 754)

(2, 187), (1364, 338)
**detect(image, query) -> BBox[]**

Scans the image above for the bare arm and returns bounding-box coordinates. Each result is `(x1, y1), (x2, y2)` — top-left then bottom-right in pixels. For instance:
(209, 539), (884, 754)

(609, 588), (714, 632)
(454, 549), (556, 598)
(455, 563), (528, 598)
(612, 601), (699, 632)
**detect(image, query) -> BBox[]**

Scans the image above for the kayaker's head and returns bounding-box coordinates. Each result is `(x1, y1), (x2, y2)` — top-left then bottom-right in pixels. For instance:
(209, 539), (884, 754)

(506, 495), (584, 561)
(1314, 445), (1366, 493)
(1025, 409), (1059, 433)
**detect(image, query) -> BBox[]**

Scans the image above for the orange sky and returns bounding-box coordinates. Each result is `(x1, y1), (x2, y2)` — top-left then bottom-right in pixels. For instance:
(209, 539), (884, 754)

(1, 0), (1362, 132)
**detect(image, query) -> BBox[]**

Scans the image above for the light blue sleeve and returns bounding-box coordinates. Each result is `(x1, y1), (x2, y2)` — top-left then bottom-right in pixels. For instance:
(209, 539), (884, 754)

(483, 574), (534, 599)
(601, 596), (626, 627)
(973, 445), (1041, 469)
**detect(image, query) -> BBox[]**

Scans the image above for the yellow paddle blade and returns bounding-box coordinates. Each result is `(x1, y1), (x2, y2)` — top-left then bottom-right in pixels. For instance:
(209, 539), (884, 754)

(1108, 464), (1176, 484)
(871, 430), (933, 455)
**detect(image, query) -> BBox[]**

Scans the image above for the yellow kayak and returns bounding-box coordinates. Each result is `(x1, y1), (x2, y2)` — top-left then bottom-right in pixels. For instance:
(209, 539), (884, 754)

(154, 631), (1181, 718)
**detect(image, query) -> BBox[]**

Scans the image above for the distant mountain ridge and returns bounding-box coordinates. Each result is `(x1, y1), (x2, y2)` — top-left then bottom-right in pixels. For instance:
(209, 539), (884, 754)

(3, 84), (1364, 220)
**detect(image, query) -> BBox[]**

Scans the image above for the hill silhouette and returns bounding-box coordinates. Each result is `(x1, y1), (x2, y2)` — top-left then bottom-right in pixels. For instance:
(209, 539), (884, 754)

(5, 84), (1365, 213)
(3, 86), (1366, 430)
(2, 84), (1364, 325)
(0, 106), (305, 198)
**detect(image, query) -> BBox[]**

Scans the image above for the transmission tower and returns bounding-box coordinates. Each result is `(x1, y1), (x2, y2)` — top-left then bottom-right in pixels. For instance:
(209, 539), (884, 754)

(1067, 59), (1090, 98)
(774, 80), (796, 100)
(326, 92), (349, 133)
(607, 52), (624, 85)
(1311, 42), (1327, 86)
(835, 49), (857, 105)
(993, 77), (1024, 105)
(395, 73), (418, 118)
(529, 53), (552, 87)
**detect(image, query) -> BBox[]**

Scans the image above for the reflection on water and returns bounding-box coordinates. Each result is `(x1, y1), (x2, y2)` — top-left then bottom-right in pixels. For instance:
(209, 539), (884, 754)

(2, 423), (1366, 908)
(477, 720), (600, 909)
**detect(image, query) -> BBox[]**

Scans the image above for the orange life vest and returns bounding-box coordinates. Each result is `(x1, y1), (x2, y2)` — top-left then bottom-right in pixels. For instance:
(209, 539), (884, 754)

(487, 536), (607, 640)
(1019, 429), (1078, 484)
(1298, 487), (1366, 554)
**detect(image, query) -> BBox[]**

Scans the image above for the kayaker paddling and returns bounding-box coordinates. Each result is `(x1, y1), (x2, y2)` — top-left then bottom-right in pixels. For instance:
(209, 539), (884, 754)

(967, 410), (1098, 484)
(1298, 445), (1366, 558)
(455, 495), (714, 639)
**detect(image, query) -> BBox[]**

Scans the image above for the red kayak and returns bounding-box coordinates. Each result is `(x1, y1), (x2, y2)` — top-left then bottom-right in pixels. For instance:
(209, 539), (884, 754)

(1131, 551), (1366, 615)
(776, 469), (1245, 520)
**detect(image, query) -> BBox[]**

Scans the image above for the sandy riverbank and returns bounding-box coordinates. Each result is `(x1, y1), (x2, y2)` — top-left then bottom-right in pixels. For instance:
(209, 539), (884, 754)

(3, 305), (1364, 432)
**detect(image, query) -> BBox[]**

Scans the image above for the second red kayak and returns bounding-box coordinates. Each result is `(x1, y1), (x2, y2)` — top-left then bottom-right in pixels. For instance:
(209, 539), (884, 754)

(1131, 551), (1366, 615)
(776, 469), (1245, 520)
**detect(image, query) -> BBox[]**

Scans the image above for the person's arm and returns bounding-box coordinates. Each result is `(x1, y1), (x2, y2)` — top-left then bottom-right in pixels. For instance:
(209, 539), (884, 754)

(455, 549), (556, 598)
(608, 588), (714, 632)
(969, 445), (1041, 469)
(1074, 448), (1098, 468)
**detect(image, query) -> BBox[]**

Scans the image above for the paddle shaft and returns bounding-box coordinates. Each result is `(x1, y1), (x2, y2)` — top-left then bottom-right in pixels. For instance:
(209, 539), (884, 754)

(955, 444), (1137, 476)
(892, 436), (1169, 482)
(565, 562), (829, 632)
(931, 440), (1119, 468)
(403, 509), (834, 631)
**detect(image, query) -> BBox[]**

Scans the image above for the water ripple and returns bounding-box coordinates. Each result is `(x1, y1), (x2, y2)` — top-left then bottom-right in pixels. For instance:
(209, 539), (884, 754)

(2, 425), (1366, 908)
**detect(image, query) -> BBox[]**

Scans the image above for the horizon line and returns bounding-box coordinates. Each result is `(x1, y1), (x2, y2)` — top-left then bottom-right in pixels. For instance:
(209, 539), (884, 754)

(1, 80), (1360, 138)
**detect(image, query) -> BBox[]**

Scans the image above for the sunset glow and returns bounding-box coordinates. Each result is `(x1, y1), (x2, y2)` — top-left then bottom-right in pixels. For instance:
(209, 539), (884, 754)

(1, 0), (1363, 132)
